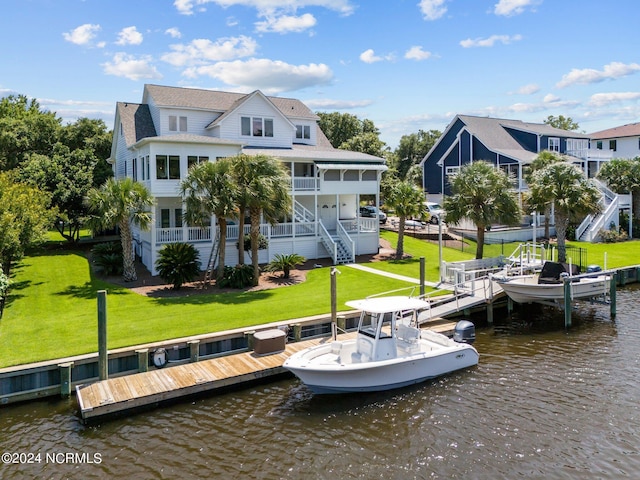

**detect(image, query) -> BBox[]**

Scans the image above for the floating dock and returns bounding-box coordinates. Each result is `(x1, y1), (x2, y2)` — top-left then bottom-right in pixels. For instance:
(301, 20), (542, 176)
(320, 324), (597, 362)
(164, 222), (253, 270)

(76, 320), (457, 422)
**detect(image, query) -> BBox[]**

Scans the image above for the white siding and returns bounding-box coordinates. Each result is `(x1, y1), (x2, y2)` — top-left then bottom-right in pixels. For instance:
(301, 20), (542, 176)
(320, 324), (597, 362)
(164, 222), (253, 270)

(217, 94), (294, 148)
(613, 137), (640, 159)
(157, 107), (220, 136)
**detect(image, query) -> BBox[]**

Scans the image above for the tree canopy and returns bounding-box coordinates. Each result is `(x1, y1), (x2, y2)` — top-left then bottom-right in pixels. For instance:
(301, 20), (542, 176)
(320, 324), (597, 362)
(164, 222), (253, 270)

(543, 115), (580, 131)
(444, 161), (521, 259)
(390, 129), (441, 181)
(386, 181), (425, 259)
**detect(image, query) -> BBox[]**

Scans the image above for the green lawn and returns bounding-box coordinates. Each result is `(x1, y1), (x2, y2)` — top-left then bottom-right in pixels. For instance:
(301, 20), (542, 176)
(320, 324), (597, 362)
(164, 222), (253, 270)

(0, 248), (416, 367)
(3, 233), (639, 368)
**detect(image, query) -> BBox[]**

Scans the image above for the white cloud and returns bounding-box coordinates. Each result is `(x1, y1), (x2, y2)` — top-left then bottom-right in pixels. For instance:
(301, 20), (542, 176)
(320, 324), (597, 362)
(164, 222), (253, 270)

(116, 26), (143, 46)
(360, 49), (381, 64)
(543, 93), (560, 103)
(405, 46), (433, 61)
(162, 36), (258, 67)
(512, 83), (540, 95)
(418, 0), (448, 20)
(165, 27), (182, 39)
(359, 49), (394, 64)
(460, 34), (522, 48)
(102, 53), (163, 81)
(304, 98), (373, 109)
(556, 62), (640, 88)
(494, 0), (541, 16)
(589, 92), (640, 107)
(255, 13), (317, 33)
(174, 0), (355, 16)
(184, 58), (333, 94)
(62, 24), (102, 46)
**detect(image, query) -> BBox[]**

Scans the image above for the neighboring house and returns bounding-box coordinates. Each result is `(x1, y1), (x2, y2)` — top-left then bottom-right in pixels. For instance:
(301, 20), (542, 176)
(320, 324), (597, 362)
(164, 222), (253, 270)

(420, 114), (611, 200)
(109, 84), (387, 275)
(589, 122), (640, 159)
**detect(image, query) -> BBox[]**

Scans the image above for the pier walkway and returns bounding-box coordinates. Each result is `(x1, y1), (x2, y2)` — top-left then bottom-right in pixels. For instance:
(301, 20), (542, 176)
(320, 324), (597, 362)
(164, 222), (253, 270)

(77, 319), (457, 422)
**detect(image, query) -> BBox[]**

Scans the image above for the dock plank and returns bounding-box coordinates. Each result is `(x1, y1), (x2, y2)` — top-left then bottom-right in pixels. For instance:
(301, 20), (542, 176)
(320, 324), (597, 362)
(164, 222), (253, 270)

(76, 325), (456, 421)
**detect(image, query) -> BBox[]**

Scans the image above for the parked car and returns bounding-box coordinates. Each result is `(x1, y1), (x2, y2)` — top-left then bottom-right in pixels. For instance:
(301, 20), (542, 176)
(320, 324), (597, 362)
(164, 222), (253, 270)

(425, 202), (444, 224)
(359, 206), (387, 224)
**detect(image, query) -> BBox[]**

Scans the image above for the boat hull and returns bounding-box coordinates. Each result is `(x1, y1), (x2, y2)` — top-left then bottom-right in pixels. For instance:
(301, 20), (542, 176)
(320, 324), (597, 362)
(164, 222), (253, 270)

(498, 275), (609, 303)
(284, 345), (478, 394)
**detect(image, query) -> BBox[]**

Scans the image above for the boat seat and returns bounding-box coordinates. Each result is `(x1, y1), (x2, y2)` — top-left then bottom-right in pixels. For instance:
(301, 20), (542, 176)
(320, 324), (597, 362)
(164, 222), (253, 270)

(397, 324), (420, 343)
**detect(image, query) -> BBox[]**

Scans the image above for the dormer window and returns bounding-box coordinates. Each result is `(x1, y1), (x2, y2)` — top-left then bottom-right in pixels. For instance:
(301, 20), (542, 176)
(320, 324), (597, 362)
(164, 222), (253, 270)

(241, 116), (273, 137)
(169, 115), (187, 132)
(296, 125), (311, 140)
(548, 137), (560, 152)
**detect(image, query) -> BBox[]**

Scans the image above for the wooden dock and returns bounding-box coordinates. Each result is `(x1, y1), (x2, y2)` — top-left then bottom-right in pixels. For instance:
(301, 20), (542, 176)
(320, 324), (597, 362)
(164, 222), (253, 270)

(76, 320), (457, 422)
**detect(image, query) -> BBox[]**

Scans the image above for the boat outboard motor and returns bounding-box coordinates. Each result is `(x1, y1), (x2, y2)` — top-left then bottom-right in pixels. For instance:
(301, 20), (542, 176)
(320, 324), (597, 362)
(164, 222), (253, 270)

(586, 264), (602, 273)
(453, 320), (475, 344)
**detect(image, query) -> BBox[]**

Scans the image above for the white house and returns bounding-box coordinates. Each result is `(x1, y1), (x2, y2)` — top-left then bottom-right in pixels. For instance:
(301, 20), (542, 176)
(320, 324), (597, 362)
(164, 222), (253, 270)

(589, 122), (640, 160)
(108, 84), (387, 275)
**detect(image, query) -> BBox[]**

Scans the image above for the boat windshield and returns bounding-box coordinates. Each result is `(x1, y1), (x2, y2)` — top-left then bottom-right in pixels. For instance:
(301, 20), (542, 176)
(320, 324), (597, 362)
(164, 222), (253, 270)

(358, 311), (395, 339)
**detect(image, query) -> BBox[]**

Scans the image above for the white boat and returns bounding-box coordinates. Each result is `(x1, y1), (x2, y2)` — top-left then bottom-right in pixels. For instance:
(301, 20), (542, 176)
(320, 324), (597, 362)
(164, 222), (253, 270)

(283, 296), (479, 394)
(494, 261), (610, 304)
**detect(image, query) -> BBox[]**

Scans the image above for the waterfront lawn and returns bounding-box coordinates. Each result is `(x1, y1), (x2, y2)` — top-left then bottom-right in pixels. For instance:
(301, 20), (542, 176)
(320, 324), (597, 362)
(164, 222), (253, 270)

(0, 249), (416, 368)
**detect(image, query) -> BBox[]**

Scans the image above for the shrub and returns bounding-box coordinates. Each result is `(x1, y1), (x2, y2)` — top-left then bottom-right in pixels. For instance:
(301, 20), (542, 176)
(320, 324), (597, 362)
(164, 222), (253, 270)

(218, 264), (255, 289)
(265, 253), (306, 279)
(155, 243), (201, 290)
(91, 242), (123, 275)
(599, 227), (628, 243)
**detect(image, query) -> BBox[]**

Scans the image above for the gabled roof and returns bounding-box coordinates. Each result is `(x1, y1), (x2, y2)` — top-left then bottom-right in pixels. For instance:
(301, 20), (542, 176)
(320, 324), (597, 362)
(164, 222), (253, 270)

(143, 84), (319, 120)
(116, 102), (157, 147)
(205, 90), (296, 130)
(421, 114), (588, 166)
(589, 122), (640, 140)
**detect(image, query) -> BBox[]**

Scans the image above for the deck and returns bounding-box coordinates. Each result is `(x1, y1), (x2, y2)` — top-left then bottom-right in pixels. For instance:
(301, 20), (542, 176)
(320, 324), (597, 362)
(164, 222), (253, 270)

(76, 320), (457, 422)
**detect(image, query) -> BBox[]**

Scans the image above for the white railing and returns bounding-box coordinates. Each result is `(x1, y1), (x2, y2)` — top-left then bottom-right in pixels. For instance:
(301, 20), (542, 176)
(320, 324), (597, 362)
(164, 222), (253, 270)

(337, 221), (355, 263)
(295, 222), (316, 236)
(188, 227), (211, 241)
(319, 221), (337, 263)
(293, 177), (319, 191)
(567, 149), (613, 160)
(339, 218), (377, 233)
(156, 228), (183, 243)
(294, 200), (315, 222)
(270, 223), (293, 238)
(577, 179), (620, 242)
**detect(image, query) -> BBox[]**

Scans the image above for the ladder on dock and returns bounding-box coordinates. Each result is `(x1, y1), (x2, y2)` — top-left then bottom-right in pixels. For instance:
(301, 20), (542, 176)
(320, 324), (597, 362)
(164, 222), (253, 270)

(202, 228), (221, 287)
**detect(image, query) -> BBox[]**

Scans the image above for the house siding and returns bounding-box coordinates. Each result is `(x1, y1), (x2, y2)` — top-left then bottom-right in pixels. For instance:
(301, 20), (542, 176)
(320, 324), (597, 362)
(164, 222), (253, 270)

(504, 127), (537, 152)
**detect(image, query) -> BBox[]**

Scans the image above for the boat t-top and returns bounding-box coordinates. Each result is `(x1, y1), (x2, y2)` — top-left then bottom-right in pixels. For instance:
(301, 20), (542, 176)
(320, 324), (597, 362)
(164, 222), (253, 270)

(283, 296), (479, 394)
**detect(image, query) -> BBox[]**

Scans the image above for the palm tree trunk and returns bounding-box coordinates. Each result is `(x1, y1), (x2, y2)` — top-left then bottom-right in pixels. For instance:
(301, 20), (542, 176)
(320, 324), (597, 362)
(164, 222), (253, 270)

(217, 219), (227, 282)
(555, 212), (569, 263)
(475, 226), (485, 259)
(544, 205), (551, 239)
(250, 209), (261, 287)
(120, 220), (137, 281)
(396, 216), (406, 260)
(237, 206), (245, 265)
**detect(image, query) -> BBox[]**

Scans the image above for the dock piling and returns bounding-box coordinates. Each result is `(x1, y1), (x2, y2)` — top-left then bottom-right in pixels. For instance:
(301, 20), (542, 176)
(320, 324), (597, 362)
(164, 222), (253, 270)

(59, 362), (73, 397)
(136, 349), (149, 373)
(610, 272), (617, 318)
(97, 290), (108, 381)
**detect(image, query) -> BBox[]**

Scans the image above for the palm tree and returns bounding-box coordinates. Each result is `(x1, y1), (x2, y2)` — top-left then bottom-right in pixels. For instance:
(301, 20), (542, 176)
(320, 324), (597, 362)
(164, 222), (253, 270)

(86, 177), (153, 281)
(524, 150), (564, 239)
(387, 181), (425, 259)
(444, 161), (520, 259)
(231, 154), (291, 286)
(265, 253), (306, 279)
(181, 159), (237, 282)
(528, 161), (601, 262)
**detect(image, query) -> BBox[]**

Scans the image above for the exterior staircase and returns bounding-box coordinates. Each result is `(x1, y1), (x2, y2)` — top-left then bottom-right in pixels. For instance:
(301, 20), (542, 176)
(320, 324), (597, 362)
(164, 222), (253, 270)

(319, 220), (355, 264)
(576, 179), (629, 242)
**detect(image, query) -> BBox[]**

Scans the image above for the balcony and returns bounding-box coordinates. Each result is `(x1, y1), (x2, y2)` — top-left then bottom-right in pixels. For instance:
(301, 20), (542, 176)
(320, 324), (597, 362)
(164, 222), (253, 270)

(567, 149), (613, 161)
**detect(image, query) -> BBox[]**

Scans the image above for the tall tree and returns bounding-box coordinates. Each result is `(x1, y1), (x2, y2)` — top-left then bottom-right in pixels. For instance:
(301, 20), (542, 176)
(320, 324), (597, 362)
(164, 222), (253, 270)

(18, 143), (95, 242)
(181, 159), (237, 282)
(386, 181), (425, 259)
(0, 95), (61, 171)
(392, 129), (441, 180)
(339, 132), (387, 158)
(0, 172), (55, 275)
(85, 178), (154, 281)
(444, 161), (521, 259)
(528, 162), (601, 262)
(543, 115), (579, 131)
(524, 151), (565, 239)
(597, 157), (640, 235)
(59, 118), (113, 187)
(231, 154), (291, 286)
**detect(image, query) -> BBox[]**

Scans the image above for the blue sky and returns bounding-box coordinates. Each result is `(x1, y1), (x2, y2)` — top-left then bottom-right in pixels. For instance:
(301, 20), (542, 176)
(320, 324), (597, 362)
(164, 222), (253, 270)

(2, 0), (639, 148)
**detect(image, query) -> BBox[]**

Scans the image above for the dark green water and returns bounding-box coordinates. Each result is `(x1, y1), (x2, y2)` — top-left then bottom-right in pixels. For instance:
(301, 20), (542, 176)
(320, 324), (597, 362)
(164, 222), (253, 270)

(1, 287), (639, 479)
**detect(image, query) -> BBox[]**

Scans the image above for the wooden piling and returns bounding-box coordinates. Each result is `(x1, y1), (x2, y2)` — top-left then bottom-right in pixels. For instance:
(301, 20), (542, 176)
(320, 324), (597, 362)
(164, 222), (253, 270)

(188, 340), (200, 363)
(563, 278), (572, 328)
(59, 362), (73, 397)
(97, 290), (108, 381)
(136, 349), (149, 373)
(610, 272), (617, 318)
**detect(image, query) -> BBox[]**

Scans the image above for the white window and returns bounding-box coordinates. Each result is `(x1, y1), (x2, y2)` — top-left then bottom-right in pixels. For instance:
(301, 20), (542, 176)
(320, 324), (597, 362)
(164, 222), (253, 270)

(241, 116), (274, 137)
(296, 125), (311, 139)
(132, 157), (137, 181)
(156, 155), (181, 180)
(187, 156), (209, 170)
(169, 115), (187, 132)
(548, 137), (560, 152)
(445, 166), (460, 176)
